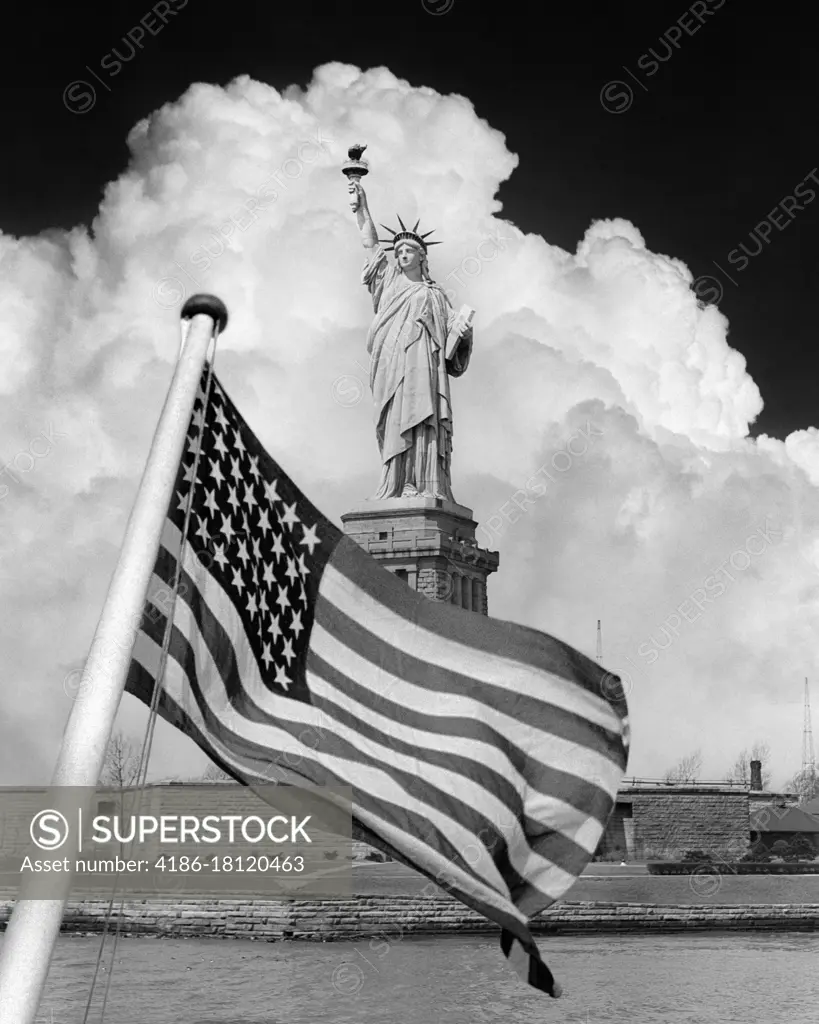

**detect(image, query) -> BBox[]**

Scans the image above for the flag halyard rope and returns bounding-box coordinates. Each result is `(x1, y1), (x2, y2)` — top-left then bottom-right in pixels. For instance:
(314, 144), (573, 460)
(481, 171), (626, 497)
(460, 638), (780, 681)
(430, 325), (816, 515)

(82, 332), (220, 1024)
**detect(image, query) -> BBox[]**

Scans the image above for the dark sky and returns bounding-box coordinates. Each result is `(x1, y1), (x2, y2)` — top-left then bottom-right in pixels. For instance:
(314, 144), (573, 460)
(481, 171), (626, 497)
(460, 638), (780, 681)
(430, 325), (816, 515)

(2, 0), (816, 439)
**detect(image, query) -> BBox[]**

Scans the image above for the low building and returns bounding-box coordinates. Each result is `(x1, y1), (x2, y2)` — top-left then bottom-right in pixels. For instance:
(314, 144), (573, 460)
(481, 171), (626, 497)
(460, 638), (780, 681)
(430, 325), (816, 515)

(749, 803), (819, 854)
(802, 795), (819, 815)
(596, 763), (819, 862)
(596, 783), (751, 860)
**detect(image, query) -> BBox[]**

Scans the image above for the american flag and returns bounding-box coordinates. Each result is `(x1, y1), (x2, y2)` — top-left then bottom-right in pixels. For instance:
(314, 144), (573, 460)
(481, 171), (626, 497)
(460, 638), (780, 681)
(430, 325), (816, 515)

(126, 363), (630, 999)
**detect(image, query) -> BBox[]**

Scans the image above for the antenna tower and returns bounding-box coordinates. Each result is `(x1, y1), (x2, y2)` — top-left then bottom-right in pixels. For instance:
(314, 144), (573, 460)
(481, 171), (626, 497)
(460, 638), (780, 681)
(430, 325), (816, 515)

(802, 677), (816, 797)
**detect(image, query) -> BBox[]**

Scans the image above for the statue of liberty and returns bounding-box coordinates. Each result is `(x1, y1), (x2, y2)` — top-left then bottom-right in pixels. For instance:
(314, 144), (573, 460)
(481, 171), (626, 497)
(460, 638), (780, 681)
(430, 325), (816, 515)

(348, 171), (474, 502)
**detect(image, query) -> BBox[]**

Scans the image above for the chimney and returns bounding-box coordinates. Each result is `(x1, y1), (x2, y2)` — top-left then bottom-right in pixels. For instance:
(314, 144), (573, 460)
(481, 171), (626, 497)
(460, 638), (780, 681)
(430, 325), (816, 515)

(750, 759), (762, 790)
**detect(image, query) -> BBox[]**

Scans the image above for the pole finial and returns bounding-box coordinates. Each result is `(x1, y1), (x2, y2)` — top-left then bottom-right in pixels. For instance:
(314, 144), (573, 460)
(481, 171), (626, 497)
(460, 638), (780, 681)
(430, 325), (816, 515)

(181, 294), (229, 333)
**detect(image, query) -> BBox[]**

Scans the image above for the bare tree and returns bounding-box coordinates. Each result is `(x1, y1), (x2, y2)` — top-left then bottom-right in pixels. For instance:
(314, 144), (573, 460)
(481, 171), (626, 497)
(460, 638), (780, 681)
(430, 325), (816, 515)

(727, 740), (771, 788)
(201, 762), (233, 782)
(100, 732), (143, 788)
(664, 749), (703, 783)
(786, 768), (819, 802)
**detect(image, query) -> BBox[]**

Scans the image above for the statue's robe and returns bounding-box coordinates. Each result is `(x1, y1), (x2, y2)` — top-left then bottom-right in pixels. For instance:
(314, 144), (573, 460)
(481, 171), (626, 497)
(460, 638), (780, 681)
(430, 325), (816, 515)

(362, 245), (471, 501)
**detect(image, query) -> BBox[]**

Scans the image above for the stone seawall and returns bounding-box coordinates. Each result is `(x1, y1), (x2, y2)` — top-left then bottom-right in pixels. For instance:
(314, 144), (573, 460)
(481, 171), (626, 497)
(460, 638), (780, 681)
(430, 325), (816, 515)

(1, 897), (817, 939)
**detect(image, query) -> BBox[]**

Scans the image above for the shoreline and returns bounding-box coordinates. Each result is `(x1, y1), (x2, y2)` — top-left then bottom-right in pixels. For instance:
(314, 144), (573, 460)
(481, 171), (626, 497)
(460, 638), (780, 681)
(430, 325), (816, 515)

(2, 896), (818, 940)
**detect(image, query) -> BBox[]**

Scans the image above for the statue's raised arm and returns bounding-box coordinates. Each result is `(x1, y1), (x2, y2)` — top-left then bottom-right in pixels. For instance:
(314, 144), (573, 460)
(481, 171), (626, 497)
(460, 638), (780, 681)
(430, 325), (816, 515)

(349, 181), (378, 250)
(343, 143), (378, 250)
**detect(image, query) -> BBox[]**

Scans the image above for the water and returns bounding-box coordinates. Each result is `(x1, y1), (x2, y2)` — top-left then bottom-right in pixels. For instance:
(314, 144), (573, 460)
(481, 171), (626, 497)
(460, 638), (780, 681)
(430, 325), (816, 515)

(22, 932), (819, 1023)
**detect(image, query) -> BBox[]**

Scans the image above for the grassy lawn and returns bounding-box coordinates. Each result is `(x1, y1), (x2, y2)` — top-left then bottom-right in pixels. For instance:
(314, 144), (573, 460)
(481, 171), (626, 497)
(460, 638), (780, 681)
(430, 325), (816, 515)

(351, 862), (819, 905)
(565, 873), (819, 905)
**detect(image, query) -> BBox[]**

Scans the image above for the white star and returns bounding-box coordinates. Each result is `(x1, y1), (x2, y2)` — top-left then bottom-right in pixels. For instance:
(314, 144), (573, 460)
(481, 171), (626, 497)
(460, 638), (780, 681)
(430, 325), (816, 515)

(185, 433), (200, 457)
(212, 543), (228, 571)
(280, 502), (300, 531)
(261, 643), (274, 669)
(213, 432), (228, 459)
(298, 581), (308, 606)
(262, 562), (275, 588)
(230, 456), (242, 483)
(264, 479), (281, 504)
(176, 490), (189, 512)
(267, 616), (283, 643)
(270, 533), (285, 561)
(274, 665), (291, 691)
(248, 455), (260, 481)
(209, 458), (225, 487)
(281, 637), (295, 666)
(276, 585), (290, 612)
(250, 562), (262, 590)
(259, 590), (269, 615)
(246, 591), (258, 617)
(219, 513), (235, 544)
(227, 487), (240, 513)
(242, 483), (258, 511)
(195, 515), (210, 545)
(182, 460), (195, 484)
(290, 609), (304, 638)
(300, 523), (320, 555)
(236, 539), (250, 568)
(285, 557), (299, 584)
(191, 406), (205, 431)
(233, 428), (246, 454)
(214, 404), (229, 431)
(258, 508), (271, 535)
(231, 568), (245, 594)
(204, 490), (219, 517)
(297, 553), (310, 578)
(252, 536), (262, 561)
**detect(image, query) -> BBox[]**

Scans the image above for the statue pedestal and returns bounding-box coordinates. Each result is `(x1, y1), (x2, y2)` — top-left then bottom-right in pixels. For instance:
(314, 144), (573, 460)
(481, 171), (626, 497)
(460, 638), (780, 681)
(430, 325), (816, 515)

(341, 496), (500, 615)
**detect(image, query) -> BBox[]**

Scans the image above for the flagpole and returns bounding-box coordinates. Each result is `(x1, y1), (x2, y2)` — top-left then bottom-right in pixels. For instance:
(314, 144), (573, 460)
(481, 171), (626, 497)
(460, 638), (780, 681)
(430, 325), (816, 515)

(0, 294), (229, 1024)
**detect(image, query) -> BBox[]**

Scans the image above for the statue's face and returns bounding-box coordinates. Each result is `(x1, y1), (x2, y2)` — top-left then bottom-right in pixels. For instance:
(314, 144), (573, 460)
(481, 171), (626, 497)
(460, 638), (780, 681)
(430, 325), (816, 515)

(396, 242), (423, 272)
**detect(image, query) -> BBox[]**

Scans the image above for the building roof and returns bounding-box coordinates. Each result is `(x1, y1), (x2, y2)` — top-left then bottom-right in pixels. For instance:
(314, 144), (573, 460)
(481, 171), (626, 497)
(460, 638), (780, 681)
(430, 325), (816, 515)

(750, 804), (819, 833)
(802, 795), (819, 815)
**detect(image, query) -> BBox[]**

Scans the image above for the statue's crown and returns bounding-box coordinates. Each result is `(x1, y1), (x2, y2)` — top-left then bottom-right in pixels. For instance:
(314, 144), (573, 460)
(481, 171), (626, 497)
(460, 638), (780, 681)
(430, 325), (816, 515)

(378, 215), (441, 253)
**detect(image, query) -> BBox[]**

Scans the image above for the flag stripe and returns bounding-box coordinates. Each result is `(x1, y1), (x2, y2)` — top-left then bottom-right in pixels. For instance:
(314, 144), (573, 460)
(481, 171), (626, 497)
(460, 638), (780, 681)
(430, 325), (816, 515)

(329, 535), (625, 711)
(306, 651), (605, 861)
(314, 586), (625, 771)
(323, 542), (626, 740)
(306, 649), (613, 865)
(310, 605), (624, 802)
(501, 929), (556, 995)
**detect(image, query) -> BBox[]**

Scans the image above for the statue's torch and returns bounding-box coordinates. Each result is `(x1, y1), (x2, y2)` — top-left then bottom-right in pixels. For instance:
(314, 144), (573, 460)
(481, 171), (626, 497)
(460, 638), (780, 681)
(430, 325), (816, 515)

(342, 143), (369, 211)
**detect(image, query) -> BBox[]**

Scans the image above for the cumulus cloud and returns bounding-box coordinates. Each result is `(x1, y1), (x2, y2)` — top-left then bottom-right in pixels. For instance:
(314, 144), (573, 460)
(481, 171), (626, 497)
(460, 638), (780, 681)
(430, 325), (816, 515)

(1, 63), (815, 788)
